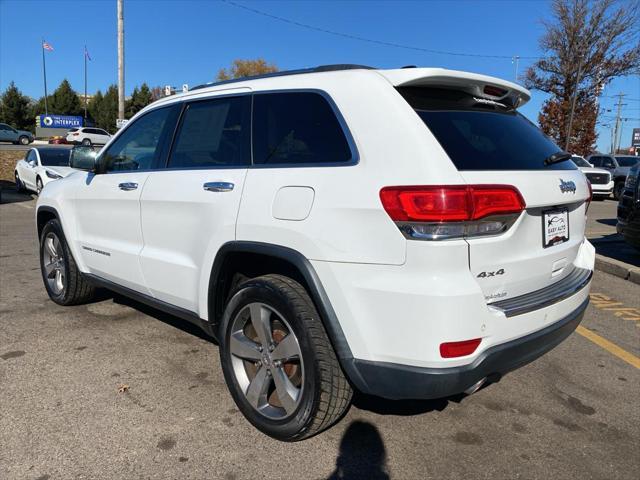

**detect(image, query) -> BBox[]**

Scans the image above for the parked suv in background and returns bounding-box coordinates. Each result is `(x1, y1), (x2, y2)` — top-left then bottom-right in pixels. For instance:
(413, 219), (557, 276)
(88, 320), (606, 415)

(572, 155), (613, 199)
(586, 153), (640, 199)
(36, 65), (595, 441)
(66, 127), (111, 146)
(0, 122), (34, 145)
(617, 163), (640, 250)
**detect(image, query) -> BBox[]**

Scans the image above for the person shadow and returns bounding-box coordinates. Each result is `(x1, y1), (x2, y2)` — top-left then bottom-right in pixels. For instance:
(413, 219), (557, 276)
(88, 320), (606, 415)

(326, 420), (390, 480)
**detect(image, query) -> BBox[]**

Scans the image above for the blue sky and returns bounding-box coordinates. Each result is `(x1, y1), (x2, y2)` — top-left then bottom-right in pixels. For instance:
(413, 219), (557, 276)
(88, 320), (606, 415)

(1, 0), (638, 151)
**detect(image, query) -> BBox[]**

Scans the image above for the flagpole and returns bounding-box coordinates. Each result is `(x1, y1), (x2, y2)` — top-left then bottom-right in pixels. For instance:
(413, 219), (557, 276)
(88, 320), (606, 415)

(84, 46), (88, 121)
(42, 38), (48, 116)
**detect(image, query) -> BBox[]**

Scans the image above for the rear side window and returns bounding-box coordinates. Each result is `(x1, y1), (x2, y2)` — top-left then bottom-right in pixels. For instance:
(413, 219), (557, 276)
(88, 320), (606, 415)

(252, 92), (352, 166)
(399, 87), (576, 171)
(168, 96), (251, 168)
(616, 156), (639, 167)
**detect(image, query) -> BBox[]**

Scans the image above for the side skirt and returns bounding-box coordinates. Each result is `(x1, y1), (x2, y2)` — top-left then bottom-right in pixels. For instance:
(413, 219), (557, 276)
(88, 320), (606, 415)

(84, 273), (216, 338)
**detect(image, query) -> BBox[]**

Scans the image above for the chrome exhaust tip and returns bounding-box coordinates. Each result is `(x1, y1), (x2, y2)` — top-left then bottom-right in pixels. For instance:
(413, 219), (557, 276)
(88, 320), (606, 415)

(464, 377), (487, 395)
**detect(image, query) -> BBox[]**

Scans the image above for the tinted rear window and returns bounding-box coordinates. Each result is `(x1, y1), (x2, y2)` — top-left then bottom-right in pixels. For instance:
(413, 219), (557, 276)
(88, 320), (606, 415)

(399, 87), (575, 171)
(252, 92), (353, 166)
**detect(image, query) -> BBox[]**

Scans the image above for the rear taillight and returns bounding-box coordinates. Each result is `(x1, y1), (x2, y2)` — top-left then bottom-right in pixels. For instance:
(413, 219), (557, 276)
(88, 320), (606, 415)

(440, 338), (482, 358)
(72, 132), (79, 136)
(380, 185), (525, 240)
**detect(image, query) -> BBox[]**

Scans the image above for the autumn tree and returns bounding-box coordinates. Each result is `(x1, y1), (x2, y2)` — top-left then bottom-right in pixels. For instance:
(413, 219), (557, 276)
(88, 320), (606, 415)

(216, 58), (278, 81)
(0, 82), (32, 131)
(525, 0), (639, 156)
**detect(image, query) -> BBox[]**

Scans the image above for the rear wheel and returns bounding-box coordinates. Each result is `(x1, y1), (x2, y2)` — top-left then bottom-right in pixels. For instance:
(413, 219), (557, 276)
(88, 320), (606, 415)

(40, 218), (95, 305)
(36, 177), (43, 195)
(81, 138), (91, 146)
(14, 171), (25, 192)
(219, 274), (352, 441)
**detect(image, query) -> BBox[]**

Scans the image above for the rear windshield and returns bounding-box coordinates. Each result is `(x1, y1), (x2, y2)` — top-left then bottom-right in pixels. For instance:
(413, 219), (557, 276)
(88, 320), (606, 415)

(399, 87), (576, 171)
(616, 156), (639, 167)
(39, 149), (70, 166)
(68, 128), (79, 133)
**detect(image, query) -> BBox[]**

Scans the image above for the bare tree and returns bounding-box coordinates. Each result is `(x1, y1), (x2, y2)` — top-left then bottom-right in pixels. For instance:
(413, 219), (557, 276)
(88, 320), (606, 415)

(525, 0), (639, 155)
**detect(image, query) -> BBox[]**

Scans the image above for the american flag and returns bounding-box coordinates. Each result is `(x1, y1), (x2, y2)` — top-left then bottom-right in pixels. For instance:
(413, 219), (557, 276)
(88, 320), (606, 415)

(42, 41), (54, 51)
(84, 46), (91, 61)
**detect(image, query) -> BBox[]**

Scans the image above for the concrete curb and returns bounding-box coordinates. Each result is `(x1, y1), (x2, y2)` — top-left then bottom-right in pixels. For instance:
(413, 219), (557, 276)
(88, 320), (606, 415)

(595, 254), (640, 285)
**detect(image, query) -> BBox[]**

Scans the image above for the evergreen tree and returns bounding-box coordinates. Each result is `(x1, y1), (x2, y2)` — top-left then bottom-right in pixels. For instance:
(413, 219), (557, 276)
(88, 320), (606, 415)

(0, 82), (32, 131)
(88, 90), (104, 128)
(49, 79), (82, 116)
(126, 83), (154, 118)
(100, 85), (119, 133)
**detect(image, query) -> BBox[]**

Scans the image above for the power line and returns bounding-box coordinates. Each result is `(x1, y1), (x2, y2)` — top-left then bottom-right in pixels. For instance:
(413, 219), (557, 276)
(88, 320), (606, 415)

(221, 0), (541, 61)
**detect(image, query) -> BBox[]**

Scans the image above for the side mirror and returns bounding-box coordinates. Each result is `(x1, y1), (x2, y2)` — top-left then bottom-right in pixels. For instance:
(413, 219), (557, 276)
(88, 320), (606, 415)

(70, 147), (98, 171)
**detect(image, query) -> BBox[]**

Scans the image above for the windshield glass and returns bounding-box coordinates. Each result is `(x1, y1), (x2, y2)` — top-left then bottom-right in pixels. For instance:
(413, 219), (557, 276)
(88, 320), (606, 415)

(400, 87), (575, 171)
(572, 156), (591, 167)
(616, 156), (639, 167)
(39, 149), (71, 166)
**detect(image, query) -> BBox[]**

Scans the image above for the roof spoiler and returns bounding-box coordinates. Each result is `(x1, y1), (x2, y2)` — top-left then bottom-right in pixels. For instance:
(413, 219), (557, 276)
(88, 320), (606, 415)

(378, 68), (531, 109)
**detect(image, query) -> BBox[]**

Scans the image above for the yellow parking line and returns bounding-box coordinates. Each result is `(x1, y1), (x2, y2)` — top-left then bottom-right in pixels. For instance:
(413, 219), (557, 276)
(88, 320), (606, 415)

(576, 325), (640, 369)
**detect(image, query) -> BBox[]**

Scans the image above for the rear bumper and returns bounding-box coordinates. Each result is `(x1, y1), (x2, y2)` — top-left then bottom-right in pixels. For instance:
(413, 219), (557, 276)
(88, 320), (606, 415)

(345, 297), (588, 400)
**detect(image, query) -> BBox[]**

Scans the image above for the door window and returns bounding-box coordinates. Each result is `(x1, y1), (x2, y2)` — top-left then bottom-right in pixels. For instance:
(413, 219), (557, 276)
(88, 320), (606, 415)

(168, 96), (251, 168)
(99, 106), (176, 172)
(252, 92), (353, 166)
(590, 157), (603, 167)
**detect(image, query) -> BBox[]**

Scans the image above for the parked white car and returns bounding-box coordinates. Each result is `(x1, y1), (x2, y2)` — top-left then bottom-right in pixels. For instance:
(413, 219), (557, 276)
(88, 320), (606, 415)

(36, 65), (595, 441)
(572, 155), (613, 199)
(14, 147), (75, 194)
(66, 127), (111, 146)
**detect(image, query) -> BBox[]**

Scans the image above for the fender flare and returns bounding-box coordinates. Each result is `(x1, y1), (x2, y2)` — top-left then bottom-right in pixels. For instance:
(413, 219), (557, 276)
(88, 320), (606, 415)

(209, 241), (355, 361)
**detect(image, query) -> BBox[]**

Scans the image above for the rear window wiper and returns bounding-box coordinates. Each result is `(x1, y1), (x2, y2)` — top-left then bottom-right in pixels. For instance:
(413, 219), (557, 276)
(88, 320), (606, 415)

(544, 151), (572, 166)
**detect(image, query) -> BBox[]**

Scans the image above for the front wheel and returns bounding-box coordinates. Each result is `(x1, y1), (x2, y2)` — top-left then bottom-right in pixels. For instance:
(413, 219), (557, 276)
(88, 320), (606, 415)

(15, 171), (25, 192)
(19, 135), (30, 145)
(219, 274), (352, 441)
(613, 182), (624, 200)
(40, 218), (95, 305)
(36, 177), (43, 195)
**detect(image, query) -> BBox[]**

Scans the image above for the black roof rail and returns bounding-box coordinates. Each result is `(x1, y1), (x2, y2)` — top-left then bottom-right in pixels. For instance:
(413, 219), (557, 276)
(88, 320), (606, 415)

(189, 64), (375, 91)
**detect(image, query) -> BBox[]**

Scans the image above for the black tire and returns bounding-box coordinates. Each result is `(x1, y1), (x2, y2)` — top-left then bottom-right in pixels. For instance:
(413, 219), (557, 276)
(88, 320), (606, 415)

(14, 171), (25, 193)
(613, 181), (624, 200)
(36, 177), (43, 195)
(19, 135), (30, 145)
(40, 218), (95, 305)
(219, 274), (352, 441)
(81, 138), (91, 146)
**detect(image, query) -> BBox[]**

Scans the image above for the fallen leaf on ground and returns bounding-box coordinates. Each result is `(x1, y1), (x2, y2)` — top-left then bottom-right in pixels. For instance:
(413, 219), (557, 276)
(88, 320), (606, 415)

(117, 384), (129, 393)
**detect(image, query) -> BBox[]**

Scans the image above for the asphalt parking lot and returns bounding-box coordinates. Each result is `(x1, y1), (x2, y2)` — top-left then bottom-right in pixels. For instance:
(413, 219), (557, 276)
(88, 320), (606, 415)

(1, 194), (638, 480)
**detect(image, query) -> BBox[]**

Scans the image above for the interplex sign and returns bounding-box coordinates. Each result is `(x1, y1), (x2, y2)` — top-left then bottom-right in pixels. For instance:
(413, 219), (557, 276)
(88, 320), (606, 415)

(36, 114), (83, 129)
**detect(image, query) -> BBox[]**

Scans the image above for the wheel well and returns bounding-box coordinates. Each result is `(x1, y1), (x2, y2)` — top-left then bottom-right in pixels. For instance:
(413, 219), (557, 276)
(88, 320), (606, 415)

(210, 251), (310, 330)
(37, 209), (58, 237)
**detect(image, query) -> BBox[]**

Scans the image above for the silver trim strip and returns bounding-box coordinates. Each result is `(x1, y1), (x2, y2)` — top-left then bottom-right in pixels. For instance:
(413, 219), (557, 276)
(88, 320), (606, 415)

(491, 267), (592, 317)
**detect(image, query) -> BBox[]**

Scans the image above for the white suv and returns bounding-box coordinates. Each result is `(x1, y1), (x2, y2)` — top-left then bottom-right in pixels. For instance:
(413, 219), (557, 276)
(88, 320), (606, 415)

(66, 127), (111, 146)
(36, 65), (595, 441)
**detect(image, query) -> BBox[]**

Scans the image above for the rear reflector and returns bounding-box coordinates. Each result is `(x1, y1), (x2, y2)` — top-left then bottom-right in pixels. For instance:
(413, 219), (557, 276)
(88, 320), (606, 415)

(440, 338), (482, 358)
(380, 185), (525, 222)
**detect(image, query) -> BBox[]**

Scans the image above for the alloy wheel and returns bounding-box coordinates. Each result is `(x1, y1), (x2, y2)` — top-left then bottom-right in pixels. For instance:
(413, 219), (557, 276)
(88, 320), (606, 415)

(229, 302), (304, 420)
(42, 233), (66, 295)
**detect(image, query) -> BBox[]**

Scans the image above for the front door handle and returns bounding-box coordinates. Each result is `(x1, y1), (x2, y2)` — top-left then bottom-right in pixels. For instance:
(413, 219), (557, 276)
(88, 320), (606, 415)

(118, 182), (138, 191)
(203, 181), (234, 192)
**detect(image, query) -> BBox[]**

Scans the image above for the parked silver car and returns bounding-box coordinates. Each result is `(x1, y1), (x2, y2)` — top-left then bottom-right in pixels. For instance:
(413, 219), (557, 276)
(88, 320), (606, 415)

(586, 154), (640, 199)
(0, 123), (34, 145)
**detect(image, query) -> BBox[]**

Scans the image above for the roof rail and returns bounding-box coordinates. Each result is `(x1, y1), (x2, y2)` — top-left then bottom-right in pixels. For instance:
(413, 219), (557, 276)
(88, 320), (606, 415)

(190, 64), (375, 91)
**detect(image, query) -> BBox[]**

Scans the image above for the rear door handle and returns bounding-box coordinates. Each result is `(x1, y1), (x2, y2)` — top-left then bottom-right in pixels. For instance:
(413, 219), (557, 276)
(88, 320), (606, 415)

(203, 181), (234, 192)
(118, 182), (138, 191)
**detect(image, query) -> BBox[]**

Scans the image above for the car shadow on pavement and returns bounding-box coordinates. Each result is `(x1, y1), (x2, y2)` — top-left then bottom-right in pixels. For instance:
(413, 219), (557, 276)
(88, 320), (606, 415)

(591, 233), (640, 267)
(0, 180), (34, 204)
(325, 420), (390, 480)
(107, 292), (217, 343)
(352, 391), (463, 416)
(596, 218), (617, 227)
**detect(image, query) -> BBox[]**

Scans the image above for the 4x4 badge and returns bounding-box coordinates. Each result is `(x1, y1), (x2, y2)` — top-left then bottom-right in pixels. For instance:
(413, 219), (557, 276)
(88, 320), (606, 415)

(559, 179), (576, 194)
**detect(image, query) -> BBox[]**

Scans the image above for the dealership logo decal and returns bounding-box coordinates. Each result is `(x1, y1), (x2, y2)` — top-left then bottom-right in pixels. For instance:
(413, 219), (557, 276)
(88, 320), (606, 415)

(559, 179), (576, 194)
(43, 116), (53, 126)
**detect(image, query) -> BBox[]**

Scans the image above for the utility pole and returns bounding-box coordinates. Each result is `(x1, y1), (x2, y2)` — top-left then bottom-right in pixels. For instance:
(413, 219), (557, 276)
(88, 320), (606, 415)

(117, 0), (125, 122)
(612, 93), (626, 153)
(512, 55), (520, 82)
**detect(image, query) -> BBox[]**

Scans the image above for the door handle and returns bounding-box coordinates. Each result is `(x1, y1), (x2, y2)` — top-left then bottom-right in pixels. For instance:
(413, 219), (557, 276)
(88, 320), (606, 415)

(118, 182), (138, 191)
(203, 182), (234, 192)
